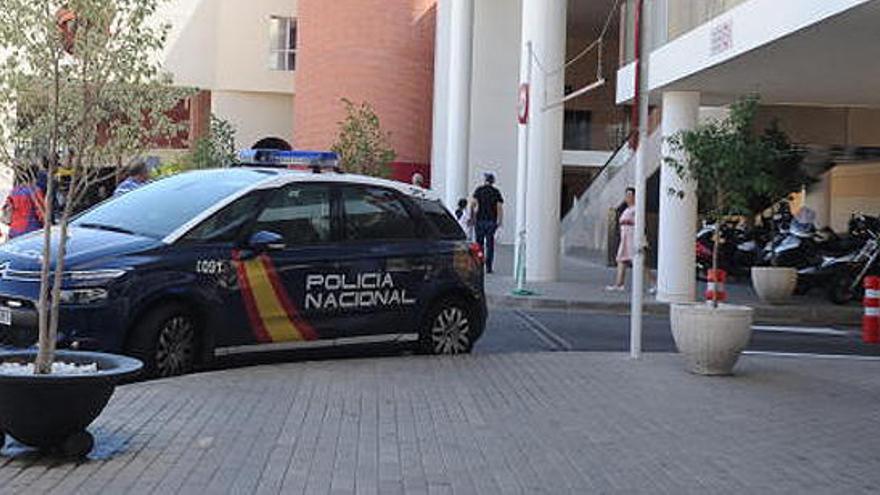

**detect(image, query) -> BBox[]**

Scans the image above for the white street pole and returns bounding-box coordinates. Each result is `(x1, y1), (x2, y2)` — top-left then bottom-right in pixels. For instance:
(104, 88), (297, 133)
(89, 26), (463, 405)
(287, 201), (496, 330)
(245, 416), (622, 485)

(630, 0), (651, 359)
(514, 41), (533, 294)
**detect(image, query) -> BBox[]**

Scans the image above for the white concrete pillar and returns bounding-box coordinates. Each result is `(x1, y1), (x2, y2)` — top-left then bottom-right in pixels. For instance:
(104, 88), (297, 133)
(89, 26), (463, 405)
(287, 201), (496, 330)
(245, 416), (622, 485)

(433, 0), (474, 208)
(657, 91), (700, 303)
(521, 0), (566, 282)
(430, 0), (452, 203)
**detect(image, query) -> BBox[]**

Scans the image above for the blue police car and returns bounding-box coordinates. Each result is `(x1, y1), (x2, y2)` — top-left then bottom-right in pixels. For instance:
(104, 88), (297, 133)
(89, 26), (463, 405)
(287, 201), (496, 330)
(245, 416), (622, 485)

(0, 151), (486, 377)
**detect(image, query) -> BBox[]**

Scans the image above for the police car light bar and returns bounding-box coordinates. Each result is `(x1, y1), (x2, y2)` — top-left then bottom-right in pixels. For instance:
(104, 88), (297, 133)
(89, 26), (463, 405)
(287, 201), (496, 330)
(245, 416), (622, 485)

(237, 149), (341, 172)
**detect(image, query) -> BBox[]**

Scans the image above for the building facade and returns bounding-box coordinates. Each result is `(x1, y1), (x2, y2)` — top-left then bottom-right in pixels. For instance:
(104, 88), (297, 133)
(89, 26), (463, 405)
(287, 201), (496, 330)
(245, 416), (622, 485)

(614, 0), (880, 301)
(161, 0), (297, 151)
(155, 0), (880, 292)
(161, 0), (435, 183)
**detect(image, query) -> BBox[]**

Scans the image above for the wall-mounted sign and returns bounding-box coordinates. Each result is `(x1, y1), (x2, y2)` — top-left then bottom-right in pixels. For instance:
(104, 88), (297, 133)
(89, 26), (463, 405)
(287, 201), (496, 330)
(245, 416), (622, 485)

(517, 83), (530, 124)
(710, 19), (733, 56)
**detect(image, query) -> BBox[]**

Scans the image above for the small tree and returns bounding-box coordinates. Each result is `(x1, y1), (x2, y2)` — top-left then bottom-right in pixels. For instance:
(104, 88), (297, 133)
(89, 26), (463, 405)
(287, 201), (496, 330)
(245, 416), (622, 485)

(331, 98), (396, 178)
(180, 114), (237, 170)
(664, 96), (779, 307)
(0, 0), (188, 373)
(744, 120), (812, 221)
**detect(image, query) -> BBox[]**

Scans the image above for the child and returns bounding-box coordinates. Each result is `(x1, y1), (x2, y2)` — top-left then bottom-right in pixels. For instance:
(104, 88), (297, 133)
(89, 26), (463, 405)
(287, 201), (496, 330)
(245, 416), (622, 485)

(454, 198), (473, 241)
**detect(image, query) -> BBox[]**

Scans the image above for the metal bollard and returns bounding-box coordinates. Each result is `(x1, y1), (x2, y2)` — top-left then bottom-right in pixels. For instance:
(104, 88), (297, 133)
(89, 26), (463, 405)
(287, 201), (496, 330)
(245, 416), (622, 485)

(705, 269), (728, 303)
(863, 276), (880, 344)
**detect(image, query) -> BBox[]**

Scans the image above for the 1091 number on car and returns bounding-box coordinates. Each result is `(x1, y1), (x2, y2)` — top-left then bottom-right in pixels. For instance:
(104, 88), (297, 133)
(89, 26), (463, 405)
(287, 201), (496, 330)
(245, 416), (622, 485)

(196, 259), (228, 275)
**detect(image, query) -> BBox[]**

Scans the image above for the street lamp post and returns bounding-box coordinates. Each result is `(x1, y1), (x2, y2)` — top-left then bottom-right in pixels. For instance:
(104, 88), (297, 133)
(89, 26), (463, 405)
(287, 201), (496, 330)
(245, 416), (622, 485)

(630, 0), (651, 359)
(514, 41), (534, 296)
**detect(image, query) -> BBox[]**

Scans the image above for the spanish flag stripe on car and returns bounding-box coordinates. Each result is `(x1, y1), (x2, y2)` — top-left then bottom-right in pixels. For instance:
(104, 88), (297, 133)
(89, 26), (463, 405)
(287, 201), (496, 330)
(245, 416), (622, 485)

(231, 250), (272, 343)
(259, 254), (318, 341)
(232, 250), (318, 343)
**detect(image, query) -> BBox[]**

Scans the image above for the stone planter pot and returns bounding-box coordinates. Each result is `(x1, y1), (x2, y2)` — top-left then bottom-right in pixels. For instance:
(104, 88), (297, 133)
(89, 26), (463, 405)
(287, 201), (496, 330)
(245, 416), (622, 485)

(670, 303), (754, 375)
(751, 266), (798, 304)
(0, 350), (142, 457)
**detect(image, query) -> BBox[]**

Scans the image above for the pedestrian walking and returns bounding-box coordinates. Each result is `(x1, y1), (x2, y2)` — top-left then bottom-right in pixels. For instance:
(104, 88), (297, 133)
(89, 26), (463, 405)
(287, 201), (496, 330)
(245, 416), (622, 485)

(472, 172), (503, 273)
(114, 160), (150, 197)
(606, 187), (656, 293)
(411, 172), (424, 188)
(454, 198), (474, 241)
(2, 167), (46, 239)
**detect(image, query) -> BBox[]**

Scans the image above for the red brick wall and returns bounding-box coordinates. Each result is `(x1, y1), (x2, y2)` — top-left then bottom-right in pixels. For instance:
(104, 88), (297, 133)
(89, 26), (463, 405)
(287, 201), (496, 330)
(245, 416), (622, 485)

(294, 0), (436, 177)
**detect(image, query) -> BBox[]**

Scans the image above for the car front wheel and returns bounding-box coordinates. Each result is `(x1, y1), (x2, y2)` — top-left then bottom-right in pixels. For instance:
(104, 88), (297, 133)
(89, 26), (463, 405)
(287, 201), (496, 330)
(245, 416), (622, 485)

(419, 297), (474, 355)
(126, 303), (197, 378)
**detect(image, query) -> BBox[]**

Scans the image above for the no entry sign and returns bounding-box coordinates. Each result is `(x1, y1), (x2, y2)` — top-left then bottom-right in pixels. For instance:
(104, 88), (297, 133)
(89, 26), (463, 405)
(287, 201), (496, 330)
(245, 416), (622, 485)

(518, 83), (530, 124)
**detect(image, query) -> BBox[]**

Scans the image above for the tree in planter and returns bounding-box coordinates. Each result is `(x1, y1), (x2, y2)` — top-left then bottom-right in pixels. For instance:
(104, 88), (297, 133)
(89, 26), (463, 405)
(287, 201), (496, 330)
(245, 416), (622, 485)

(331, 98), (396, 178)
(664, 95), (779, 307)
(0, 0), (188, 374)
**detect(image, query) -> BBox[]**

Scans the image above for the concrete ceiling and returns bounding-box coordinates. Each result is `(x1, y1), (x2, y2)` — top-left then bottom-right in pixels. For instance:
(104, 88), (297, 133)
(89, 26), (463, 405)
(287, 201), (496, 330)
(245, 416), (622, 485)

(662, 0), (880, 107)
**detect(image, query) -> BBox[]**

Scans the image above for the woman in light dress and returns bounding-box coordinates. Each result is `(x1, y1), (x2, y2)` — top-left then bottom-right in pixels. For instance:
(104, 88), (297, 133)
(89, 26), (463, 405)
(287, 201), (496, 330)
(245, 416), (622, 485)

(606, 187), (656, 293)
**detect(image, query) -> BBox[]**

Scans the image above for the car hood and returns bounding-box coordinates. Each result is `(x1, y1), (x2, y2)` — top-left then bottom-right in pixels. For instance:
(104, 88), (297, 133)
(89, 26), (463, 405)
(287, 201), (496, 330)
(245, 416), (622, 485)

(0, 226), (162, 271)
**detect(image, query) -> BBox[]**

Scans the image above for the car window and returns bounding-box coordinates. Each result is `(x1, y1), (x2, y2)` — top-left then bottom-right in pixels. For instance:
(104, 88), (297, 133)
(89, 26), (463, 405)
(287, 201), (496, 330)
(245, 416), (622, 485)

(73, 169), (270, 239)
(253, 183), (332, 246)
(182, 193), (264, 243)
(341, 186), (417, 241)
(415, 198), (465, 240)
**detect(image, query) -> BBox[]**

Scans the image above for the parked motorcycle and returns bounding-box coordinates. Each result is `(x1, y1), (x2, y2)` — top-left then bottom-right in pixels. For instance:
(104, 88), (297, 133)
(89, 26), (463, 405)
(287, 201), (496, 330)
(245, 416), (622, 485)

(695, 220), (762, 280)
(770, 219), (861, 270)
(797, 214), (880, 304)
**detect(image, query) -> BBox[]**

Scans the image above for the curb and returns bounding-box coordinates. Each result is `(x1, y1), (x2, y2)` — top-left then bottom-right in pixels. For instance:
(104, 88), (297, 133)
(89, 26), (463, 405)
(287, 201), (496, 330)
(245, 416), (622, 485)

(487, 294), (863, 326)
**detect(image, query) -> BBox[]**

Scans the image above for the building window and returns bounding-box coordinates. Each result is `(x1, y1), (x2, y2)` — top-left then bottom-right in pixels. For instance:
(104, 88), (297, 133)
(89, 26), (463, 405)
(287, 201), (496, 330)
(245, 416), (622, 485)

(269, 16), (296, 71)
(564, 110), (592, 151)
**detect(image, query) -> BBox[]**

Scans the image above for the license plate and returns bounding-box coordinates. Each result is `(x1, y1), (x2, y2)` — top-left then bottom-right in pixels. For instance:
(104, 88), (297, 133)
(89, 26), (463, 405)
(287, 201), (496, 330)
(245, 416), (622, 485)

(0, 307), (11, 326)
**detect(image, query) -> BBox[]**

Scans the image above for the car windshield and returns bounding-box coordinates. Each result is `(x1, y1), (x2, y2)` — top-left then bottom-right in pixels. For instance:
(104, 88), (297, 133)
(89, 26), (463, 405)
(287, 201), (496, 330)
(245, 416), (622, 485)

(73, 169), (273, 239)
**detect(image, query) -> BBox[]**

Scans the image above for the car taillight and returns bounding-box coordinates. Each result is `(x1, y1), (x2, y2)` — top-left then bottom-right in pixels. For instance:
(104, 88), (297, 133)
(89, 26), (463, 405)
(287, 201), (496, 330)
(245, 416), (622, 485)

(469, 243), (485, 265)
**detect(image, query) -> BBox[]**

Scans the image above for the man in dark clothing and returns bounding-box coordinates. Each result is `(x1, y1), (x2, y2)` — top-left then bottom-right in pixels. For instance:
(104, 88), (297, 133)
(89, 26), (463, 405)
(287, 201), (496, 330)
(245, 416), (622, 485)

(471, 172), (504, 273)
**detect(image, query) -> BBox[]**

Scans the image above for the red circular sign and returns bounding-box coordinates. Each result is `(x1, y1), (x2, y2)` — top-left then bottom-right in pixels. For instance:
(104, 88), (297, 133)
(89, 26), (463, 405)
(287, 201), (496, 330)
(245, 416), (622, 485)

(518, 83), (530, 124)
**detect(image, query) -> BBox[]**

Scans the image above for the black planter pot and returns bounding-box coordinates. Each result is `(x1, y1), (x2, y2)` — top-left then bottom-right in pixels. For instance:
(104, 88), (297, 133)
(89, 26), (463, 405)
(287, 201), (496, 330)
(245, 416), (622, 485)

(0, 350), (142, 457)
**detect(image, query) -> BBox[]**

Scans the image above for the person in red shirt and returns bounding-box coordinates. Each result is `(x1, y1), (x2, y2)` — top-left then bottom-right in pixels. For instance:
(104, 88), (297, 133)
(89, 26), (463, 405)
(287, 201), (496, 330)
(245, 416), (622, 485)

(3, 168), (46, 239)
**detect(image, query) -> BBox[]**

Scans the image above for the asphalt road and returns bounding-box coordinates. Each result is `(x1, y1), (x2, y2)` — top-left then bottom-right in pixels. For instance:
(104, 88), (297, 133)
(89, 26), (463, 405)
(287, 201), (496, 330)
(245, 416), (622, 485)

(134, 306), (880, 376)
(474, 308), (880, 357)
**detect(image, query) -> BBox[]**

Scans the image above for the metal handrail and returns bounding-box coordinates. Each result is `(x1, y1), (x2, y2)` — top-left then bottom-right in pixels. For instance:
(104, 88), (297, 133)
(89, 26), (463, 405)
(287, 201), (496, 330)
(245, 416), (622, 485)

(584, 130), (638, 192)
(561, 130), (637, 231)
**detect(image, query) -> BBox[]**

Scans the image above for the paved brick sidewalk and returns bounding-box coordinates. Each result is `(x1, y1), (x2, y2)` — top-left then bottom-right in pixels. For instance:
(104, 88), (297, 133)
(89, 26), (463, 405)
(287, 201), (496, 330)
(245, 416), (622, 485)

(2, 352), (880, 494)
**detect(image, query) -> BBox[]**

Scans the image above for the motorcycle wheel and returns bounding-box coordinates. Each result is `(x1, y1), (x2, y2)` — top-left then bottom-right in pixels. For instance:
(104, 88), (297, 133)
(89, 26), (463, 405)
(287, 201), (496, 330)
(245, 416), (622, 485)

(794, 278), (810, 296)
(828, 273), (857, 305)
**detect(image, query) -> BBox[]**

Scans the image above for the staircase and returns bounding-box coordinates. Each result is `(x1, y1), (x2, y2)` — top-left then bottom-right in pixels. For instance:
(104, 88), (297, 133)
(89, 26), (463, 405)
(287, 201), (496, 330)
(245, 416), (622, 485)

(561, 127), (663, 255)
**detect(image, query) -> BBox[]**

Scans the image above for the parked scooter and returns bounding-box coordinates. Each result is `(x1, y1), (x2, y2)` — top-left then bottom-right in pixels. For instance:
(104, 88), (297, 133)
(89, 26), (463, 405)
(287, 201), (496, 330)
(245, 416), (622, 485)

(770, 220), (856, 270)
(695, 220), (761, 280)
(757, 202), (795, 266)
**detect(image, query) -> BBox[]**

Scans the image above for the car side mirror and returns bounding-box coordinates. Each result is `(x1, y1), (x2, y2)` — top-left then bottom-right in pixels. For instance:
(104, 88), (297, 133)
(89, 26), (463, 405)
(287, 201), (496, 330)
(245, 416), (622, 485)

(248, 230), (286, 253)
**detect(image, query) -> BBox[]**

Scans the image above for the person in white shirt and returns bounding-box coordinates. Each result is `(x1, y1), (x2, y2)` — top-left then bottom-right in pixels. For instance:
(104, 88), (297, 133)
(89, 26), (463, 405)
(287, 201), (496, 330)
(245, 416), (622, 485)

(454, 198), (474, 241)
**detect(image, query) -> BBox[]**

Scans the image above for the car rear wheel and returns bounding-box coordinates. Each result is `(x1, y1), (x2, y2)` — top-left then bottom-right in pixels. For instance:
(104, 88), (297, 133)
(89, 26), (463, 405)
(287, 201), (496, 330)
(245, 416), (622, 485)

(125, 303), (197, 378)
(419, 297), (474, 355)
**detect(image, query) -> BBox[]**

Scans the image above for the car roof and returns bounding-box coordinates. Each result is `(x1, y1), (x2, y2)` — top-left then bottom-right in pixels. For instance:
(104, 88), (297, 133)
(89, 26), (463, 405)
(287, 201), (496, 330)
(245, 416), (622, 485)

(162, 168), (442, 244)
(245, 167), (440, 201)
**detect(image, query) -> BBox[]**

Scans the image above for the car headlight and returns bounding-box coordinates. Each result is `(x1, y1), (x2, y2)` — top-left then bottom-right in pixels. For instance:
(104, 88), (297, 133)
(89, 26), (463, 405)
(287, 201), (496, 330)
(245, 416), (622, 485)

(0, 268), (128, 283)
(66, 269), (128, 282)
(59, 288), (109, 305)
